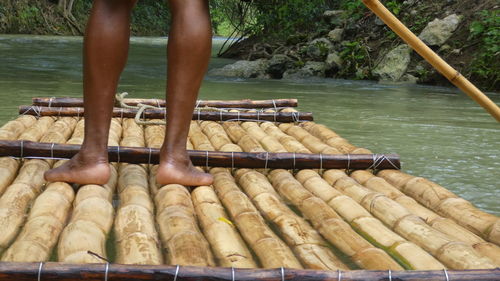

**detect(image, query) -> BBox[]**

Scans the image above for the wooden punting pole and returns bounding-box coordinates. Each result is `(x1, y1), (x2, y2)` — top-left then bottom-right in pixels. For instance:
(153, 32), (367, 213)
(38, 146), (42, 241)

(362, 0), (500, 122)
(32, 97), (299, 109)
(0, 140), (400, 170)
(0, 262), (498, 281)
(18, 106), (313, 122)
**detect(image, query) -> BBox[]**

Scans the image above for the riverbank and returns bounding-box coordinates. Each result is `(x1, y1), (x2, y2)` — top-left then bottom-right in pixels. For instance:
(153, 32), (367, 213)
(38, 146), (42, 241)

(215, 0), (499, 91)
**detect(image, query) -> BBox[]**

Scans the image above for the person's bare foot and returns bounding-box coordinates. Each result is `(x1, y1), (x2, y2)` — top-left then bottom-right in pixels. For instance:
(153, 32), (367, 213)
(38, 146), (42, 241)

(156, 154), (213, 187)
(44, 152), (111, 185)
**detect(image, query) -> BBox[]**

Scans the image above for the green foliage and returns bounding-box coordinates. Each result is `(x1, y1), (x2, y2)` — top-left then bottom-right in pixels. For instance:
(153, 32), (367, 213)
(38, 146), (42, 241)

(385, 0), (402, 16)
(130, 0), (170, 36)
(469, 10), (500, 88)
(339, 40), (370, 78)
(339, 0), (365, 20)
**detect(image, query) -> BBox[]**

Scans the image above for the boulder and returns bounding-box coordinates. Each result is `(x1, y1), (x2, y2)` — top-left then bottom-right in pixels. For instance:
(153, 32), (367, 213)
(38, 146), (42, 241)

(208, 59), (269, 79)
(283, 61), (326, 79)
(267, 54), (293, 79)
(325, 52), (343, 70)
(306, 38), (333, 60)
(418, 14), (461, 46)
(372, 44), (412, 81)
(323, 10), (345, 18)
(327, 28), (344, 43)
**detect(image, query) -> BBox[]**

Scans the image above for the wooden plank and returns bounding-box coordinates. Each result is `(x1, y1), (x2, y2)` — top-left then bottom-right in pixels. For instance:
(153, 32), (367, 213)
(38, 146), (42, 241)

(0, 140), (401, 170)
(18, 106), (313, 122)
(0, 262), (498, 281)
(32, 97), (299, 108)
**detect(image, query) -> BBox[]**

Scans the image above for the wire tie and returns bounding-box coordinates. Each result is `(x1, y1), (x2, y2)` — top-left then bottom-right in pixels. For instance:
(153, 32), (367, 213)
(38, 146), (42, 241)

(346, 154), (351, 172)
(148, 147), (153, 166)
(231, 267), (235, 281)
(50, 143), (55, 159)
(37, 262), (43, 281)
(280, 267), (285, 281)
(319, 153), (323, 172)
(117, 146), (120, 163)
(76, 108), (81, 119)
(58, 107), (63, 118)
(48, 97), (54, 108)
(231, 151), (235, 170)
(195, 99), (202, 110)
(264, 152), (269, 170)
(272, 99), (277, 111)
(104, 263), (109, 281)
(198, 110), (201, 121)
(205, 150), (209, 170)
(293, 152), (296, 171)
(173, 265), (180, 281)
(388, 269), (392, 281)
(220, 110), (223, 122)
(237, 111), (241, 122)
(337, 270), (342, 281)
(156, 99), (161, 108)
(273, 112), (277, 123)
(20, 140), (24, 158)
(444, 269), (450, 281)
(257, 111), (260, 121)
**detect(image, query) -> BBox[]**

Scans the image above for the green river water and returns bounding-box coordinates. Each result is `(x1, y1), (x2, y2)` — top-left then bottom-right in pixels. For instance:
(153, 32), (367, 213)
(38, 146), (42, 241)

(0, 35), (498, 216)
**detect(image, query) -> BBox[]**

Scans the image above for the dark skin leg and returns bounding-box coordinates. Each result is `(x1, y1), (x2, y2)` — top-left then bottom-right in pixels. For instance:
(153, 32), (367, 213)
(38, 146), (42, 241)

(45, 0), (213, 186)
(156, 0), (213, 186)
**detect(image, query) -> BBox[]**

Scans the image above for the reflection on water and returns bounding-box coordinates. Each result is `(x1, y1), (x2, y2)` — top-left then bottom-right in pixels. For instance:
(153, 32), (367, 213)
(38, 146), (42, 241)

(0, 35), (498, 215)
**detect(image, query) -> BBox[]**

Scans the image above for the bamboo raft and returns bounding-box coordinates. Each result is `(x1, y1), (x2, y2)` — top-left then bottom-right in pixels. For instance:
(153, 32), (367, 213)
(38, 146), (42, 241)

(0, 97), (498, 281)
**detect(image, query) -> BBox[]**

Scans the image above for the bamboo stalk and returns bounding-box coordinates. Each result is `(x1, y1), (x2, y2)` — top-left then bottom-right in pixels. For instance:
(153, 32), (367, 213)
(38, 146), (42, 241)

(154, 184), (215, 266)
(351, 170), (500, 264)
(241, 122), (288, 153)
(0, 118), (77, 255)
(1, 182), (74, 262)
(0, 140), (401, 170)
(19, 106), (314, 122)
(210, 168), (303, 269)
(191, 185), (258, 268)
(0, 116), (37, 141)
(323, 170), (497, 269)
(294, 169), (444, 270)
(378, 170), (500, 245)
(260, 122), (311, 153)
(267, 169), (403, 270)
(362, 0), (500, 122)
(300, 122), (372, 154)
(32, 97), (299, 108)
(222, 122), (266, 153)
(1, 262), (499, 281)
(58, 166), (118, 263)
(114, 164), (163, 265)
(279, 124), (342, 154)
(235, 169), (348, 270)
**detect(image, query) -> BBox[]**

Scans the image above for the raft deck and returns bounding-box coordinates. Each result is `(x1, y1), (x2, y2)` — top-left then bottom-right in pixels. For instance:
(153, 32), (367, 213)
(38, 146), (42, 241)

(0, 97), (498, 281)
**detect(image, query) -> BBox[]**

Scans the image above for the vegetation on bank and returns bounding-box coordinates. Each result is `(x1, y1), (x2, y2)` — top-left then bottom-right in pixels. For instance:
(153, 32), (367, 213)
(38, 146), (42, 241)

(0, 0), (498, 90)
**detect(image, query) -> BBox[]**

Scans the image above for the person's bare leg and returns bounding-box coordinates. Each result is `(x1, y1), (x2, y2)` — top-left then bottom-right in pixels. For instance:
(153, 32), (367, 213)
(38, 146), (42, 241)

(45, 0), (137, 185)
(156, 0), (213, 186)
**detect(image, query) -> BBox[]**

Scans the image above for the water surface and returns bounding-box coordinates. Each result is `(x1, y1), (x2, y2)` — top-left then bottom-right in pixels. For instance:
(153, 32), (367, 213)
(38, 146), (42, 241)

(0, 35), (498, 215)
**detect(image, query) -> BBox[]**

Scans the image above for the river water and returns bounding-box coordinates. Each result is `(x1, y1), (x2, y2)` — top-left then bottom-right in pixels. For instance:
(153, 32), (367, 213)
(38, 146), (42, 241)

(0, 35), (498, 215)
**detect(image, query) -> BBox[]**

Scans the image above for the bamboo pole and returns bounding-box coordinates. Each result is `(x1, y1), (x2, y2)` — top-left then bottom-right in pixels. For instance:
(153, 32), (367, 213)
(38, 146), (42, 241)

(0, 140), (401, 170)
(154, 184), (215, 266)
(210, 168), (303, 268)
(351, 170), (500, 264)
(1, 262), (499, 281)
(378, 170), (500, 245)
(191, 185), (258, 268)
(294, 169), (445, 270)
(0, 118), (77, 255)
(322, 170), (498, 269)
(32, 97), (299, 109)
(235, 169), (349, 270)
(362, 0), (500, 122)
(18, 106), (314, 122)
(268, 169), (403, 270)
(0, 116), (37, 141)
(58, 166), (118, 263)
(1, 182), (74, 262)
